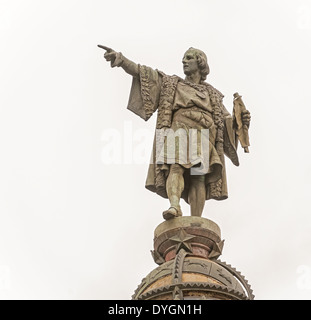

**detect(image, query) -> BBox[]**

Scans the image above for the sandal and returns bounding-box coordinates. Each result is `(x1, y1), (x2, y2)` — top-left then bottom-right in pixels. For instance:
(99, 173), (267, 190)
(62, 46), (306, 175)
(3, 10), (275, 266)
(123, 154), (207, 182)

(163, 206), (182, 220)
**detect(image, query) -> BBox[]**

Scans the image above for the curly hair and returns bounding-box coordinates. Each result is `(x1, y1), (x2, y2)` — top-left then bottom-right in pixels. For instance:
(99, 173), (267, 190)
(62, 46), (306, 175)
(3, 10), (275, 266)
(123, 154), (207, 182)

(187, 47), (210, 83)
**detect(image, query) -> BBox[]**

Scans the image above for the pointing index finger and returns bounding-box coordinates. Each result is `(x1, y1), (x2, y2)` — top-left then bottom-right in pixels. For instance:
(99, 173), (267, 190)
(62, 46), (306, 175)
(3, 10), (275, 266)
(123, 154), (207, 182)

(97, 44), (113, 52)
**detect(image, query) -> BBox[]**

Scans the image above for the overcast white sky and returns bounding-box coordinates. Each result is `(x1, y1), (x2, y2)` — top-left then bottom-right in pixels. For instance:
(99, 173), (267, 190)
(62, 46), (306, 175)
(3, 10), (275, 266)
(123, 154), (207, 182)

(1, 0), (311, 300)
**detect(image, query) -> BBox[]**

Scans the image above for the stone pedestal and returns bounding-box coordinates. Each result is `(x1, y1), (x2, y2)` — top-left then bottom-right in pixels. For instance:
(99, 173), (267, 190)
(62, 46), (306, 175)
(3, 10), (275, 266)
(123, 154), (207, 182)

(132, 217), (254, 300)
(153, 217), (223, 263)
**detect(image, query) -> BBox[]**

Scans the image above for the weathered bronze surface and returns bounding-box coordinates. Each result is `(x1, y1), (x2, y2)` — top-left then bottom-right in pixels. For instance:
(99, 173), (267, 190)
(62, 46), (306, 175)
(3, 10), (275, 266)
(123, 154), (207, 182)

(98, 46), (254, 300)
(99, 45), (251, 220)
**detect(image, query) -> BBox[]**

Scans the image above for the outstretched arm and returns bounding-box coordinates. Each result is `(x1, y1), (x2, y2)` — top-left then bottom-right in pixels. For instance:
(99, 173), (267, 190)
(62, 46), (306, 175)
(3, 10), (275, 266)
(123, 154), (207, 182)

(98, 45), (139, 78)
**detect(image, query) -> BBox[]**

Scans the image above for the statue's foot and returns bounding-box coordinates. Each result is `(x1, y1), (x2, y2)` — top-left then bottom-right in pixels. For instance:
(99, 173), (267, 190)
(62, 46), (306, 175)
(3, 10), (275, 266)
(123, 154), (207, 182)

(163, 206), (182, 220)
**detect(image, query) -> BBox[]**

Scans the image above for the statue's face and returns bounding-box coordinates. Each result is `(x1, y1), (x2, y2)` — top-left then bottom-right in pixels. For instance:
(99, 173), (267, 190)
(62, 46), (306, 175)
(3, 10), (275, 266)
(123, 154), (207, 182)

(182, 50), (199, 76)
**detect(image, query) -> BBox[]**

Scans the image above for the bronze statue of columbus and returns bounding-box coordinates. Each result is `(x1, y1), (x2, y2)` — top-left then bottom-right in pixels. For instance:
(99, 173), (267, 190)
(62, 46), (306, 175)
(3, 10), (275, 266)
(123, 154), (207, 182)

(99, 45), (251, 221)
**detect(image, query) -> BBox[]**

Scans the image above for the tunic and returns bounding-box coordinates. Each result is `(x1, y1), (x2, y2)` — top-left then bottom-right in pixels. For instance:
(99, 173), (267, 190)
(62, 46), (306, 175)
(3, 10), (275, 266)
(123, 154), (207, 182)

(127, 65), (239, 203)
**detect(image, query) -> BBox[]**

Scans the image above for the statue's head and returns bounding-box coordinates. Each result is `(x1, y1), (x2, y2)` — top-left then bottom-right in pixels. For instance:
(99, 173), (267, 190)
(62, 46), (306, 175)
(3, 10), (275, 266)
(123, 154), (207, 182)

(182, 48), (210, 82)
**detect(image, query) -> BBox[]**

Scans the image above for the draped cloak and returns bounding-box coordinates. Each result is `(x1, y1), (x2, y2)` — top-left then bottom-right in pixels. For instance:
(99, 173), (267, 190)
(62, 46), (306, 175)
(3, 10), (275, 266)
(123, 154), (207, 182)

(127, 65), (239, 203)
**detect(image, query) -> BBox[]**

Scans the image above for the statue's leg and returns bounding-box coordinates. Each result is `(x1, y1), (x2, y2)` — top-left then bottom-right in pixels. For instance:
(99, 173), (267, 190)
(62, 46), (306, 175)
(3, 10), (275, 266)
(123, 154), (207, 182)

(163, 164), (185, 220)
(188, 175), (206, 217)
